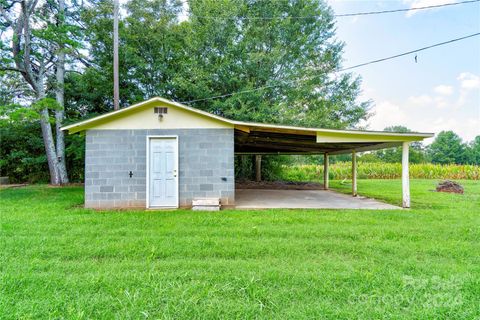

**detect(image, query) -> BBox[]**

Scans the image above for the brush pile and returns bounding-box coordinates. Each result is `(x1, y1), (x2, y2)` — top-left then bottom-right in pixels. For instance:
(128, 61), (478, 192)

(436, 180), (464, 194)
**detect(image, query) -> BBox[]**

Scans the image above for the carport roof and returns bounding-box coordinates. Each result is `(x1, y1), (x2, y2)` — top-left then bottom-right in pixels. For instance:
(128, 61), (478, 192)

(232, 119), (433, 155)
(61, 97), (434, 155)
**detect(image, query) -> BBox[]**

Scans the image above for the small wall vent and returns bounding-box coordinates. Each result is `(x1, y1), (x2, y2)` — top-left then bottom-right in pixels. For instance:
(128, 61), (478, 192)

(154, 107), (168, 114)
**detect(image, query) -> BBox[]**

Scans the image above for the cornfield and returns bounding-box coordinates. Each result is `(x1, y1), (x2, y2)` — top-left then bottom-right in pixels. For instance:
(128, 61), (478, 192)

(280, 162), (480, 181)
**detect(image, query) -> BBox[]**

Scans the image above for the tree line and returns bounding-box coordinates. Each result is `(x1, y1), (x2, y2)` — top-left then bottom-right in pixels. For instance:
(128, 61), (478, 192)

(361, 127), (480, 165)
(0, 0), (478, 184)
(1, 0), (369, 183)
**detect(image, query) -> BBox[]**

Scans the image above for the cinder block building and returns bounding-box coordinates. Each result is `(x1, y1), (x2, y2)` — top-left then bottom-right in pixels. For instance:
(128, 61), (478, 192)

(62, 97), (432, 209)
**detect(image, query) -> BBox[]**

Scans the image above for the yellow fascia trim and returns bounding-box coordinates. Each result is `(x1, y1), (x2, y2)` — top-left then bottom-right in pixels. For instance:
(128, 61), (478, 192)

(61, 96), (434, 141)
(316, 131), (428, 143)
(62, 97), (234, 134)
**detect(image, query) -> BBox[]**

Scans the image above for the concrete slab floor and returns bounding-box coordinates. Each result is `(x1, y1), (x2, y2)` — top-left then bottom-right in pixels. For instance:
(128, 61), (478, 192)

(235, 189), (400, 210)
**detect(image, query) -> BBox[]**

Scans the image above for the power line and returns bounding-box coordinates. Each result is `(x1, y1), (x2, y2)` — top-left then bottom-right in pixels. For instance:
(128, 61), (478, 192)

(340, 32), (480, 72)
(336, 0), (479, 17)
(187, 0), (479, 20)
(181, 32), (480, 104)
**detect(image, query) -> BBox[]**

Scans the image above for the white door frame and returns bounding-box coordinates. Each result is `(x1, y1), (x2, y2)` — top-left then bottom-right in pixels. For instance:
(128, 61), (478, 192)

(146, 135), (179, 209)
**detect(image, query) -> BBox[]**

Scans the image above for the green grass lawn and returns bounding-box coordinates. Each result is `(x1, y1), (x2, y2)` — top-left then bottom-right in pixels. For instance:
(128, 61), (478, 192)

(1, 180), (479, 319)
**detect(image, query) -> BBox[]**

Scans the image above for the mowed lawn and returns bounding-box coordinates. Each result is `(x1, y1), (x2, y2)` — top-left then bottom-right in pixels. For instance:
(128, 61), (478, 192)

(1, 180), (479, 319)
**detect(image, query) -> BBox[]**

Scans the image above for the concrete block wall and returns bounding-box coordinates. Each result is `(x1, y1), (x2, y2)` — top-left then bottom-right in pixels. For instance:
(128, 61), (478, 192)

(85, 129), (234, 209)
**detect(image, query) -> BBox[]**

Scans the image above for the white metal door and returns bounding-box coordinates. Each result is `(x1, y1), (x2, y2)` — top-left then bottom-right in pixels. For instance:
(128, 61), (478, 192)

(148, 137), (178, 207)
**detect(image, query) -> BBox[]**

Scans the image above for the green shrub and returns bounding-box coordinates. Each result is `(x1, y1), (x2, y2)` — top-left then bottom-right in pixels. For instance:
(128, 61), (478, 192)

(0, 107), (85, 183)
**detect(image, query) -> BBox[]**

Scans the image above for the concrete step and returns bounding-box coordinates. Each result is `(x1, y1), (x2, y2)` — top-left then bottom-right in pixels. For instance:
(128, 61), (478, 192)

(192, 198), (221, 211)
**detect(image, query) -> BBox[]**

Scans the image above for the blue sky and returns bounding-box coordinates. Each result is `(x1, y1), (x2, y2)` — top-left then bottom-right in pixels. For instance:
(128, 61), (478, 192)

(328, 0), (480, 142)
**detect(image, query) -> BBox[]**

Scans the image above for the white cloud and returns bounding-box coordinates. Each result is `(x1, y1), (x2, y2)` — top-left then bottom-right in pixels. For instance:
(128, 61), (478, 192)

(367, 100), (408, 130)
(434, 85), (454, 95)
(358, 70), (478, 142)
(359, 84), (376, 101)
(434, 96), (449, 109)
(407, 94), (433, 106)
(367, 100), (478, 143)
(428, 117), (480, 141)
(407, 73), (480, 110)
(457, 72), (480, 90)
(406, 93), (449, 110)
(178, 0), (190, 22)
(404, 0), (456, 17)
(455, 72), (480, 109)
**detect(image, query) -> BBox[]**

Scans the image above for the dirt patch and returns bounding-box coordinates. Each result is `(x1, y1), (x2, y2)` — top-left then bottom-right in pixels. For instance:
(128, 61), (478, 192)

(236, 180), (324, 190)
(0, 184), (28, 189)
(47, 183), (85, 188)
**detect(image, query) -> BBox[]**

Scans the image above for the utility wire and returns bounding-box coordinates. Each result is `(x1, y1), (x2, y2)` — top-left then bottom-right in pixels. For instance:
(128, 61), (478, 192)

(181, 32), (480, 104)
(339, 32), (480, 72)
(188, 0), (479, 20)
(336, 0), (479, 17)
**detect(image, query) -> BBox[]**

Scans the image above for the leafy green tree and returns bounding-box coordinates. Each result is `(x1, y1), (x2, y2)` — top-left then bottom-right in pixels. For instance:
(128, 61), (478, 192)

(428, 131), (467, 164)
(74, 0), (370, 128)
(173, 0), (370, 127)
(358, 152), (381, 163)
(0, 103), (49, 183)
(374, 126), (426, 163)
(0, 103), (85, 183)
(67, 0), (183, 115)
(68, 0), (371, 180)
(1, 0), (84, 184)
(3, 0), (374, 182)
(465, 136), (480, 165)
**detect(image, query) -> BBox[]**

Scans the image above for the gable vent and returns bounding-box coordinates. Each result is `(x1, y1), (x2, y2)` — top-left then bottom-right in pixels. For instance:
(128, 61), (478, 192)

(154, 107), (168, 114)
